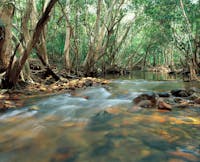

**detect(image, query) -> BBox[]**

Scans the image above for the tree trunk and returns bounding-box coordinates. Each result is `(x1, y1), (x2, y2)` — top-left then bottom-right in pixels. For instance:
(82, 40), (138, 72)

(64, 26), (71, 72)
(143, 51), (148, 70)
(34, 0), (50, 65)
(180, 0), (199, 80)
(0, 21), (5, 73)
(64, 0), (71, 73)
(0, 3), (14, 73)
(153, 54), (156, 67)
(3, 0), (58, 87)
(83, 0), (101, 74)
(142, 44), (151, 70)
(189, 61), (199, 81)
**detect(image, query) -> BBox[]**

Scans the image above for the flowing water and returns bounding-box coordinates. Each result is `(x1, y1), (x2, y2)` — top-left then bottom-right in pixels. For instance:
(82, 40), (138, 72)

(0, 72), (200, 162)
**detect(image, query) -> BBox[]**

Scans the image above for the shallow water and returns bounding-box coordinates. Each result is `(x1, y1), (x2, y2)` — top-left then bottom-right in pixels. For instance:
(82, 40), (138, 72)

(0, 72), (200, 162)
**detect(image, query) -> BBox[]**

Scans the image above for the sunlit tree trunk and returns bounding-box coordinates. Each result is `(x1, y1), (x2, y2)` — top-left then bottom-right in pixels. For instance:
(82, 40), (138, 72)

(19, 0), (35, 82)
(34, 0), (49, 65)
(180, 0), (199, 80)
(3, 0), (58, 87)
(82, 0), (128, 75)
(58, 1), (79, 73)
(109, 24), (132, 67)
(0, 2), (14, 73)
(64, 0), (71, 73)
(83, 0), (101, 74)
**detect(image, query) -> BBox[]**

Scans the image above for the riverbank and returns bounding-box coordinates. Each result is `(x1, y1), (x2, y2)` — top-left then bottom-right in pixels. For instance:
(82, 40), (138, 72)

(0, 77), (110, 112)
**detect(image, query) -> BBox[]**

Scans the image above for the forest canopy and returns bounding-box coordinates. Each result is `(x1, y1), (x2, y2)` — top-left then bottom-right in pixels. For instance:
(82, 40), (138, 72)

(0, 0), (199, 88)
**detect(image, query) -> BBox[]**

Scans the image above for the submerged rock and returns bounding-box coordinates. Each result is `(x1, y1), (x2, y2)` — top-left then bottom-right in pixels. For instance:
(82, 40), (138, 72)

(91, 111), (114, 123)
(50, 146), (76, 162)
(91, 140), (114, 156)
(88, 111), (114, 131)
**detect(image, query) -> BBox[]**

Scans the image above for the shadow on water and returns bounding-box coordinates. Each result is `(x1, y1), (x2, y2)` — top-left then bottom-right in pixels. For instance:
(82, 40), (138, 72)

(0, 72), (200, 162)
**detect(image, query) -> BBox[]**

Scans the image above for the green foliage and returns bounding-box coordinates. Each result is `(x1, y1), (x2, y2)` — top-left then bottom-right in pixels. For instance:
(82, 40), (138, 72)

(3, 0), (199, 72)
(0, 19), (5, 27)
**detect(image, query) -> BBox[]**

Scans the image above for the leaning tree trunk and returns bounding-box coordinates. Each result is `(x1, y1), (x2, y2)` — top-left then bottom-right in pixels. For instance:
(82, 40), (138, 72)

(33, 0), (50, 65)
(2, 0), (58, 88)
(0, 3), (14, 73)
(20, 0), (35, 82)
(37, 0), (49, 65)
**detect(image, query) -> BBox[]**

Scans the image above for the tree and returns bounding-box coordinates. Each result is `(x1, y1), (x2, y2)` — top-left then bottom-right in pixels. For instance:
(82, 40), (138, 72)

(0, 1), (14, 73)
(2, 0), (58, 88)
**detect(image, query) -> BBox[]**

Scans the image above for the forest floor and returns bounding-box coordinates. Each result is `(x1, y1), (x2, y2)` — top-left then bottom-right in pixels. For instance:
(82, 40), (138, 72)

(0, 61), (110, 112)
(0, 77), (109, 112)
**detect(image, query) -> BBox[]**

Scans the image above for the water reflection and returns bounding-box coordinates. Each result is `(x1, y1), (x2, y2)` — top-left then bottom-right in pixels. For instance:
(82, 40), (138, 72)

(105, 71), (178, 81)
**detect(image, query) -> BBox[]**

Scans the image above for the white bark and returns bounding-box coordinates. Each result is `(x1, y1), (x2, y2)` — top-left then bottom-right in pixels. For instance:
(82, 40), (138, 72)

(64, 0), (71, 72)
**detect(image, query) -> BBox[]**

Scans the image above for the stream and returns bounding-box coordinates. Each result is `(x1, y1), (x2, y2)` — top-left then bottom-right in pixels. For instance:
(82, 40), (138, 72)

(0, 72), (200, 162)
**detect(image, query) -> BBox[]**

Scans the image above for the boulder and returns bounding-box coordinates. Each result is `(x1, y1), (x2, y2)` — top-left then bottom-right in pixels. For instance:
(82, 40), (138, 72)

(187, 87), (200, 95)
(29, 106), (39, 111)
(157, 92), (170, 97)
(187, 93), (200, 100)
(137, 100), (154, 108)
(176, 102), (190, 108)
(171, 89), (190, 97)
(174, 97), (184, 103)
(164, 98), (176, 105)
(133, 92), (157, 104)
(129, 105), (141, 112)
(133, 92), (157, 108)
(157, 100), (172, 111)
(194, 98), (200, 104)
